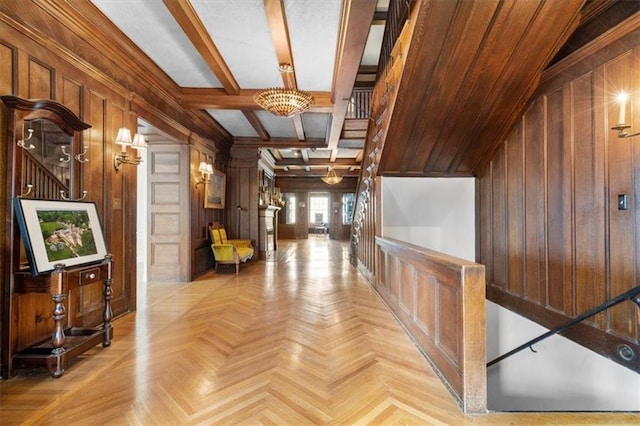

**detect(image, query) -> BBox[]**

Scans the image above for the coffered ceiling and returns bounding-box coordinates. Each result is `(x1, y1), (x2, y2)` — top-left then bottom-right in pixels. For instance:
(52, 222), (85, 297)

(91, 0), (387, 178)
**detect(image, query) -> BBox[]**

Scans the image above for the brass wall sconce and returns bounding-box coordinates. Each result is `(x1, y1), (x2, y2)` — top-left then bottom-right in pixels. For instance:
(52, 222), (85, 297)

(114, 127), (146, 171)
(195, 161), (214, 188)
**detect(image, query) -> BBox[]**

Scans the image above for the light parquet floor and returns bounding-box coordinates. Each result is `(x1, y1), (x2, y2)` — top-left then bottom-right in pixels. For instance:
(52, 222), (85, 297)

(1, 238), (638, 425)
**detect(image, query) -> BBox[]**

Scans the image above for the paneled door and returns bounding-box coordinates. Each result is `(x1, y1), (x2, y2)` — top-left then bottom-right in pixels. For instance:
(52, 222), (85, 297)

(147, 144), (190, 281)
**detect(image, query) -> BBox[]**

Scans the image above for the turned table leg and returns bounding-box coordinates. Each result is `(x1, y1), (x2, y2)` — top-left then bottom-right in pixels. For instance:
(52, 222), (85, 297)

(102, 254), (113, 347)
(50, 292), (66, 378)
(49, 264), (66, 378)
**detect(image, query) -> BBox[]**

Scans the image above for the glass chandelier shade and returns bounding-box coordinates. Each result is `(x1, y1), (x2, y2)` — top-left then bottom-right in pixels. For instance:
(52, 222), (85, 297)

(253, 87), (314, 117)
(321, 167), (343, 185)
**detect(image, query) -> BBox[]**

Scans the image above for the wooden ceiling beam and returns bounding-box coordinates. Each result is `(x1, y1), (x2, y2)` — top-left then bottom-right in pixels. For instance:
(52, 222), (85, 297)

(275, 158), (360, 167)
(162, 0), (239, 95)
(242, 111), (270, 140)
(181, 88), (332, 111)
(327, 0), (377, 160)
(263, 0), (307, 141)
(233, 137), (327, 149)
(274, 169), (360, 178)
(263, 0), (298, 89)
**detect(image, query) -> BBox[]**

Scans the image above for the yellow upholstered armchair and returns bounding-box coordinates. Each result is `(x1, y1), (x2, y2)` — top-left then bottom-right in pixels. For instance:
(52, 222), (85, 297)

(210, 223), (254, 275)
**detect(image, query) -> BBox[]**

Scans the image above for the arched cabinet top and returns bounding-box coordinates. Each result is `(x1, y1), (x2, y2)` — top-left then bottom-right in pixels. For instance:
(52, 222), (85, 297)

(1, 95), (91, 135)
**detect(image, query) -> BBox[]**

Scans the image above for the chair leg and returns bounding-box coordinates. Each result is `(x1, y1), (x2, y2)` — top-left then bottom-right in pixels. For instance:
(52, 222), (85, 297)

(235, 263), (239, 275)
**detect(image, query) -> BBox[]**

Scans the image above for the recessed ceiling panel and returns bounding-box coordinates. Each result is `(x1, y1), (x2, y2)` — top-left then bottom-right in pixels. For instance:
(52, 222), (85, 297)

(336, 148), (360, 159)
(191, 0), (280, 89)
(206, 110), (258, 138)
(301, 113), (330, 139)
(285, 0), (341, 92)
(309, 149), (331, 159)
(256, 111), (296, 138)
(91, 0), (221, 88)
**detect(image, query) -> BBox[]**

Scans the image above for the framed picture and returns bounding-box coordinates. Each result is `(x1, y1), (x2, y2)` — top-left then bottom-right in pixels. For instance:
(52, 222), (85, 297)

(205, 169), (226, 209)
(13, 198), (108, 275)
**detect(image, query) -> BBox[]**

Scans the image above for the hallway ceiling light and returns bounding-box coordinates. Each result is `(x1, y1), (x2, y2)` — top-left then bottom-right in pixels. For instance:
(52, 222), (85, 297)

(321, 167), (342, 185)
(253, 64), (314, 117)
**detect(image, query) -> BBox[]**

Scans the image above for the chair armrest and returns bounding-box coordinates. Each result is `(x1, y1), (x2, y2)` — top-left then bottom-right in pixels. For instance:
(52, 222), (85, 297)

(211, 243), (236, 261)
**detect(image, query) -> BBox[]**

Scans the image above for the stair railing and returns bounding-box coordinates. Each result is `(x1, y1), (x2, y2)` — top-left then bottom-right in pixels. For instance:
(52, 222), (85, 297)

(487, 285), (640, 368)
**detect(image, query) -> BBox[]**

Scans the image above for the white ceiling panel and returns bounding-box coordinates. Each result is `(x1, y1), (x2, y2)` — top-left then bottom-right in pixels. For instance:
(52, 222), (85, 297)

(206, 110), (258, 138)
(309, 149), (331, 159)
(257, 111), (297, 139)
(336, 148), (360, 158)
(91, 0), (221, 88)
(362, 24), (384, 66)
(285, 0), (341, 92)
(191, 0), (280, 89)
(301, 113), (330, 139)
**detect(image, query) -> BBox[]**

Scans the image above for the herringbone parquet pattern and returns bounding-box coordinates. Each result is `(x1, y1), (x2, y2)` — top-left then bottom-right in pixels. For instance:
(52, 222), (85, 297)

(0, 239), (637, 425)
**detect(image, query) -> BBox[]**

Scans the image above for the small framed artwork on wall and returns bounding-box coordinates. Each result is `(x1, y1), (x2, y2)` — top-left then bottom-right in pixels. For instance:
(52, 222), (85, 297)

(205, 169), (226, 209)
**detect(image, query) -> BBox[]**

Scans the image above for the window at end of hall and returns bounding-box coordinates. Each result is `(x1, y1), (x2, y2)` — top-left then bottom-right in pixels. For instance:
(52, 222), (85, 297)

(342, 193), (355, 225)
(283, 193), (296, 224)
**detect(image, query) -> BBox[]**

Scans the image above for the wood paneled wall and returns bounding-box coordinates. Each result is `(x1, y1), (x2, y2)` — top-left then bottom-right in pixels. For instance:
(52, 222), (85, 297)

(0, 2), (230, 376)
(479, 19), (640, 373)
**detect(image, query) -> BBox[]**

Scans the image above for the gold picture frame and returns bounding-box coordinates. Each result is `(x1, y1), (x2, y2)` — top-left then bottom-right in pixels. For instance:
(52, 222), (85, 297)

(205, 169), (226, 209)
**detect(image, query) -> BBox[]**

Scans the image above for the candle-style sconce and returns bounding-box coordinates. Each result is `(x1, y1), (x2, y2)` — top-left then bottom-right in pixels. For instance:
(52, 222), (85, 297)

(195, 161), (214, 188)
(612, 91), (640, 138)
(17, 127), (35, 150)
(114, 127), (146, 171)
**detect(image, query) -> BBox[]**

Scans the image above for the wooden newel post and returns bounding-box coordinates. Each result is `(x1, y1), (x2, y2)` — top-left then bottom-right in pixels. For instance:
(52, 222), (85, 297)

(102, 254), (113, 347)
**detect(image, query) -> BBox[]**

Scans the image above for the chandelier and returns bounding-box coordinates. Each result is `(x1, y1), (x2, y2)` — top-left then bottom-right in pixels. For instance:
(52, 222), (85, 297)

(253, 64), (314, 117)
(321, 167), (343, 185)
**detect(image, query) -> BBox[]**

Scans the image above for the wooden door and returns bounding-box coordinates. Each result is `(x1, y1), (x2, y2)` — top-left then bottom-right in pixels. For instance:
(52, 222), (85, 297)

(147, 144), (190, 282)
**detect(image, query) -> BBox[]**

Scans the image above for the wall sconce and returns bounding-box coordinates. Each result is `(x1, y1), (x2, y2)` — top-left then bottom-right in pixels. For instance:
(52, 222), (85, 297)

(114, 128), (146, 171)
(612, 91), (640, 138)
(195, 161), (214, 188)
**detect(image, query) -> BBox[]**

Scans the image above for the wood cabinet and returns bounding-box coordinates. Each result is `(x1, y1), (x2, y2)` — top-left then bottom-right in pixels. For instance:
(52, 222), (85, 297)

(1, 96), (113, 378)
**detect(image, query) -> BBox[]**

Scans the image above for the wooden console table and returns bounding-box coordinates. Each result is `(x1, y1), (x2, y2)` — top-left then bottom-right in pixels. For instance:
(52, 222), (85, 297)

(12, 255), (113, 378)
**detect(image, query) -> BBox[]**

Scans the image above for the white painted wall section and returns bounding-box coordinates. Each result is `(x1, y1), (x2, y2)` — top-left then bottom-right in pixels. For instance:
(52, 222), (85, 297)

(381, 177), (475, 261)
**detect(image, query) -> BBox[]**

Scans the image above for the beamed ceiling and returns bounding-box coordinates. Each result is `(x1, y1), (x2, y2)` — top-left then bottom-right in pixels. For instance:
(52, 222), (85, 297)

(87, 0), (627, 180)
(91, 0), (385, 179)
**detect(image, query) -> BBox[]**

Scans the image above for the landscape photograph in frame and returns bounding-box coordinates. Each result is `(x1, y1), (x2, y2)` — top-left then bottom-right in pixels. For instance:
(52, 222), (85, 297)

(205, 168), (226, 209)
(14, 198), (108, 275)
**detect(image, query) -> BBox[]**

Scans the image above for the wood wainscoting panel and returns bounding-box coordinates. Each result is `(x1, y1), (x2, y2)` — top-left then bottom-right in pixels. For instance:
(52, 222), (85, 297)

(375, 237), (486, 413)
(27, 57), (53, 99)
(0, 42), (14, 94)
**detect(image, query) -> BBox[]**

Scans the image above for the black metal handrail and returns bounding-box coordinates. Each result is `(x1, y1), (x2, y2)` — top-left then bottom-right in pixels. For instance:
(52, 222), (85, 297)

(487, 286), (640, 368)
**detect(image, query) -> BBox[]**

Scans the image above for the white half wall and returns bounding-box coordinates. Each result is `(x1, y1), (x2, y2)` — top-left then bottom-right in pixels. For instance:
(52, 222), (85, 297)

(381, 177), (475, 261)
(487, 301), (640, 411)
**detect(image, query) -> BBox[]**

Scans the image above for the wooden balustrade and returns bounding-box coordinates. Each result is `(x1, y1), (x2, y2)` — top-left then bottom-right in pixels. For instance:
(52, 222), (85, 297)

(375, 236), (486, 413)
(22, 150), (68, 200)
